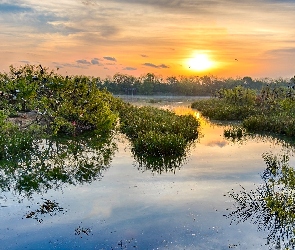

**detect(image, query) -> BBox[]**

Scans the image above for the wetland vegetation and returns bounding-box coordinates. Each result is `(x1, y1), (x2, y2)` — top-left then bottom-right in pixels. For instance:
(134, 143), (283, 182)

(192, 84), (295, 137)
(0, 64), (200, 194)
(1, 64), (295, 249)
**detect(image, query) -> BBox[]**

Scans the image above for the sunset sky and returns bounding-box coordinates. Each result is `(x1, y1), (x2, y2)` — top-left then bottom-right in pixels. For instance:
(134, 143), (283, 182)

(1, 0), (295, 79)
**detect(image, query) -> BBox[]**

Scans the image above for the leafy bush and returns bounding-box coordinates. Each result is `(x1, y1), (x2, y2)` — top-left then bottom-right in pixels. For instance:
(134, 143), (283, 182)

(192, 86), (295, 137)
(119, 104), (199, 162)
(0, 65), (119, 136)
(0, 110), (41, 160)
(191, 98), (258, 120)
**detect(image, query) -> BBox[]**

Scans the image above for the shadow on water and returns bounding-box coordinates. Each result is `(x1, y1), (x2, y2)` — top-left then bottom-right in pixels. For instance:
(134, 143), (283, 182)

(0, 132), (117, 198)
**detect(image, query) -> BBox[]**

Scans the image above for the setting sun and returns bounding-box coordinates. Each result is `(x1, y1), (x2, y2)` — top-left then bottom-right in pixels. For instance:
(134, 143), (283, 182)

(187, 54), (213, 71)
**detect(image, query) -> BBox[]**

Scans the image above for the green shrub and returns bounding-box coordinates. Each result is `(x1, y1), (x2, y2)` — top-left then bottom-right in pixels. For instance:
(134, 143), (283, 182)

(192, 85), (295, 137)
(118, 104), (199, 165)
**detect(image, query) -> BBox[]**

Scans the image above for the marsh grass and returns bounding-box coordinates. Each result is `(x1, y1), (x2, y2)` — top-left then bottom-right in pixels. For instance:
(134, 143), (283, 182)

(192, 85), (295, 137)
(118, 104), (199, 170)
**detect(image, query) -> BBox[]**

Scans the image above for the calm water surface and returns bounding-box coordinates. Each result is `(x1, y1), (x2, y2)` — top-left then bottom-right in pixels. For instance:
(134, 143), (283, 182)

(1, 96), (294, 249)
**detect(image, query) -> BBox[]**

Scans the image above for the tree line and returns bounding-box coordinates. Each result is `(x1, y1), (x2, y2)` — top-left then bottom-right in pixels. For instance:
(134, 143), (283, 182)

(99, 73), (295, 96)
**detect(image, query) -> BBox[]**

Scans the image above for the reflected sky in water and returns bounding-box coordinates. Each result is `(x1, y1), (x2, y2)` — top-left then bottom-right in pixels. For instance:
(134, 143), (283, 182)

(1, 98), (295, 249)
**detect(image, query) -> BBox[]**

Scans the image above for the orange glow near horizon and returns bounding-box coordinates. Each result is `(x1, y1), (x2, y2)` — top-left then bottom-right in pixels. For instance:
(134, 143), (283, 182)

(0, 1), (294, 79)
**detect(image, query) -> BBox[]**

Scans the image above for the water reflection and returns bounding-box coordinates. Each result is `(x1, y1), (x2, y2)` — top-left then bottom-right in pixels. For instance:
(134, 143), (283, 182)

(223, 125), (295, 155)
(25, 198), (65, 223)
(128, 106), (198, 174)
(226, 152), (295, 249)
(132, 148), (190, 174)
(0, 133), (117, 197)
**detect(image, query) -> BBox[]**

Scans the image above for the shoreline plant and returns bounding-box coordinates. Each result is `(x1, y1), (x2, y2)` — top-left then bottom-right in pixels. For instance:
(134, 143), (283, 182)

(118, 103), (199, 171)
(191, 85), (295, 137)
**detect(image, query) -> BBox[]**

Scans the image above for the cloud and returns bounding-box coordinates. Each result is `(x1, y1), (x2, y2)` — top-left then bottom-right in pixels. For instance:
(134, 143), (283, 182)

(91, 58), (102, 65)
(143, 63), (169, 69)
(99, 0), (183, 10)
(103, 57), (117, 62)
(0, 3), (33, 13)
(76, 59), (91, 65)
(141, 54), (148, 57)
(267, 47), (295, 55)
(0, 3), (73, 36)
(123, 67), (137, 71)
(158, 64), (169, 69)
(53, 62), (88, 69)
(19, 60), (30, 64)
(205, 140), (228, 148)
(81, 0), (97, 6)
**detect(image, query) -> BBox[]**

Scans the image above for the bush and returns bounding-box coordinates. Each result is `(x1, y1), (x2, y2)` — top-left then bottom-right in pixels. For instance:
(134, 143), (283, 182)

(192, 85), (295, 138)
(119, 104), (199, 161)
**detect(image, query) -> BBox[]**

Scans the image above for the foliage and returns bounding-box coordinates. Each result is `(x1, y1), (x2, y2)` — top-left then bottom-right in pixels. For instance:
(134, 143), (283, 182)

(226, 153), (295, 249)
(101, 73), (293, 96)
(214, 85), (257, 105)
(0, 65), (119, 136)
(192, 85), (295, 137)
(0, 110), (42, 160)
(191, 98), (258, 120)
(0, 65), (121, 197)
(118, 103), (199, 172)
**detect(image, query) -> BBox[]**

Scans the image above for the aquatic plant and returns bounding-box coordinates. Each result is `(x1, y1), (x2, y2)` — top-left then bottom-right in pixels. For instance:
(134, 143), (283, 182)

(226, 152), (295, 249)
(192, 85), (295, 138)
(118, 104), (199, 172)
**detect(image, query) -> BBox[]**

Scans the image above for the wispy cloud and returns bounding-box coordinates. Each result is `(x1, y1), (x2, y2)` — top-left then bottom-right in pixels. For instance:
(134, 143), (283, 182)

(103, 57), (117, 62)
(123, 67), (137, 71)
(19, 60), (30, 64)
(267, 47), (295, 55)
(0, 0), (295, 78)
(0, 3), (33, 13)
(76, 59), (91, 65)
(91, 58), (102, 65)
(143, 63), (169, 69)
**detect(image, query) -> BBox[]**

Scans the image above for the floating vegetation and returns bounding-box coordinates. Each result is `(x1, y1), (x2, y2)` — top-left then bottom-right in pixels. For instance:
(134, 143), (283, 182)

(75, 226), (92, 237)
(25, 199), (65, 223)
(226, 152), (295, 249)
